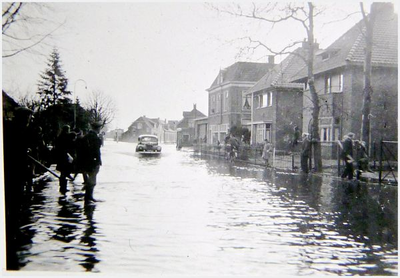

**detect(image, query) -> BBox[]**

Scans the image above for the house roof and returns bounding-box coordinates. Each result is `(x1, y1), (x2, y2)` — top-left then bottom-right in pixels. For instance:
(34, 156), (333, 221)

(208, 61), (274, 90)
(182, 107), (206, 119)
(247, 47), (307, 94)
(291, 3), (398, 81)
(129, 116), (155, 130)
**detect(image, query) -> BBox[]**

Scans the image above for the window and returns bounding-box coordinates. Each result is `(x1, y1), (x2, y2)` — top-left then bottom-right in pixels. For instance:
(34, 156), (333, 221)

(219, 73), (224, 84)
(321, 127), (332, 142)
(258, 92), (273, 107)
(211, 95), (216, 114)
(256, 94), (262, 108)
(263, 93), (269, 107)
(243, 95), (251, 110)
(269, 92), (273, 107)
(255, 123), (272, 143)
(137, 123), (142, 129)
(322, 53), (330, 60)
(265, 123), (272, 141)
(334, 127), (340, 141)
(216, 93), (221, 113)
(325, 73), (343, 93)
(256, 124), (264, 143)
(223, 91), (229, 111)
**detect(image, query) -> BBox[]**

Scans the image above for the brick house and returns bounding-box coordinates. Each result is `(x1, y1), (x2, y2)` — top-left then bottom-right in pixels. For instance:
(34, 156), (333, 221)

(206, 61), (274, 144)
(177, 104), (206, 146)
(291, 2), (398, 157)
(246, 46), (311, 149)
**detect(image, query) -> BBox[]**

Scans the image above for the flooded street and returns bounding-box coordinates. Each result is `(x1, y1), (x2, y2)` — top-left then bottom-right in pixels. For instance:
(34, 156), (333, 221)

(16, 140), (397, 275)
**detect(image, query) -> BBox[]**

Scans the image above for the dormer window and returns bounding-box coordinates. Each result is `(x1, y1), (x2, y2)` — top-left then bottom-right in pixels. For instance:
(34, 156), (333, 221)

(322, 53), (330, 60)
(320, 49), (339, 61)
(217, 69), (226, 85)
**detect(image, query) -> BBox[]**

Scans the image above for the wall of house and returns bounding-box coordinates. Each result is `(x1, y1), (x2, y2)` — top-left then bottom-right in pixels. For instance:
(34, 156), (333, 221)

(208, 86), (252, 144)
(302, 64), (397, 158)
(252, 91), (275, 123)
(302, 67), (351, 158)
(349, 65), (398, 143)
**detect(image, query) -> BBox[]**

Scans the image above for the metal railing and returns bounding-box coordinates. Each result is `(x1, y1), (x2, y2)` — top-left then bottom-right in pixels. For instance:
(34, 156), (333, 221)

(379, 140), (398, 184)
(192, 141), (398, 185)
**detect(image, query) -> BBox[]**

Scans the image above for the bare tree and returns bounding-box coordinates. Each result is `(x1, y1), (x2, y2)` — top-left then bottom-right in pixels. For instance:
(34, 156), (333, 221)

(84, 90), (117, 129)
(359, 2), (375, 154)
(209, 2), (324, 171)
(17, 91), (40, 112)
(2, 2), (65, 58)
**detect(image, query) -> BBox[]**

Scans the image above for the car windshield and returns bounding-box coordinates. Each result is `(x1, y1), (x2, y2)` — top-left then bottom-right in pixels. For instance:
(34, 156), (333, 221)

(141, 137), (158, 143)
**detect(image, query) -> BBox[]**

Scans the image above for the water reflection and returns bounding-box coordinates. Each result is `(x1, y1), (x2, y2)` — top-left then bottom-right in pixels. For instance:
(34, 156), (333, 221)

(13, 181), (101, 272)
(80, 204), (100, 271)
(202, 157), (397, 275)
(52, 196), (81, 243)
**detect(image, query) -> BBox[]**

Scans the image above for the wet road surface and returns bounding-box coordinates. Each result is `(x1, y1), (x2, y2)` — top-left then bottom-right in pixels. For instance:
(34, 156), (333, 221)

(14, 141), (398, 275)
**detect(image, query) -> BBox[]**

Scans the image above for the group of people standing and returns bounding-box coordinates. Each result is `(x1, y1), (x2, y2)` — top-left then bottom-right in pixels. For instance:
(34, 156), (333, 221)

(260, 128), (369, 179)
(340, 132), (370, 180)
(3, 105), (103, 269)
(54, 122), (103, 203)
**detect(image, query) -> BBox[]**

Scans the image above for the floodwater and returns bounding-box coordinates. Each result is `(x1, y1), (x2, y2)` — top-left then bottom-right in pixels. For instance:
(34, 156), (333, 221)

(14, 141), (397, 275)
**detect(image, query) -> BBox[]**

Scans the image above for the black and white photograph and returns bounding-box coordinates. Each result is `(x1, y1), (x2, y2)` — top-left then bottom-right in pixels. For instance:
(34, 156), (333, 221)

(2, 1), (398, 276)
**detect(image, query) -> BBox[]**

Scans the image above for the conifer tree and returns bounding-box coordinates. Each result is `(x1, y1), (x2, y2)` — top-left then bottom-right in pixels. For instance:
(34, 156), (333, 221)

(37, 48), (71, 109)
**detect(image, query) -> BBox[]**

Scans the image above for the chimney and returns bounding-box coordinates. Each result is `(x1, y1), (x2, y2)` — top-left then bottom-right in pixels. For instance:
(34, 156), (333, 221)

(268, 55), (275, 65)
(302, 38), (319, 50)
(193, 103), (197, 111)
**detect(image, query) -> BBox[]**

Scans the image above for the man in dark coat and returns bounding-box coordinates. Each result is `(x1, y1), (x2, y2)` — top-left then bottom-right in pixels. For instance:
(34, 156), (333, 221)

(292, 125), (301, 147)
(82, 122), (103, 203)
(341, 132), (355, 180)
(54, 125), (75, 192)
(300, 133), (311, 173)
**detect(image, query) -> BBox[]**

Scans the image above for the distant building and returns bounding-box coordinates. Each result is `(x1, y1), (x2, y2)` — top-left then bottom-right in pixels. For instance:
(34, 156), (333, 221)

(105, 128), (124, 141)
(122, 116), (178, 143)
(206, 61), (274, 144)
(177, 104), (206, 146)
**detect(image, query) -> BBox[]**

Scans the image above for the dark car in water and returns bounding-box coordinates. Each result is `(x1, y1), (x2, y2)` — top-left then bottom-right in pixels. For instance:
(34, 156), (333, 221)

(136, 135), (162, 154)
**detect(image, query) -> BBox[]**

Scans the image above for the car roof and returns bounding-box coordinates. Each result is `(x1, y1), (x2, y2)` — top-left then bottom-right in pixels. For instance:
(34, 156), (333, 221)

(138, 134), (158, 139)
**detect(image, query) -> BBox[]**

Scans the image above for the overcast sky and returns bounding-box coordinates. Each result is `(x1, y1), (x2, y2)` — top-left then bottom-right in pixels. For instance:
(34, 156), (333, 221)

(3, 1), (395, 130)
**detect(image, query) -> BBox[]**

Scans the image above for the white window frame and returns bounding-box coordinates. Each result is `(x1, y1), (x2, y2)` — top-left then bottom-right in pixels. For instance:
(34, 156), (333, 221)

(325, 73), (343, 94)
(320, 126), (332, 142)
(216, 93), (221, 113)
(223, 91), (229, 112)
(211, 95), (216, 114)
(269, 92), (273, 107)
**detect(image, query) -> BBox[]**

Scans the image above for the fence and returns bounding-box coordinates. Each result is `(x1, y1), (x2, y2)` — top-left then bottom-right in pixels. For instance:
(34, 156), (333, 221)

(192, 141), (398, 185)
(378, 140), (398, 184)
(192, 143), (332, 171)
